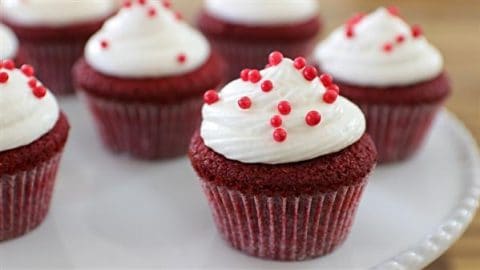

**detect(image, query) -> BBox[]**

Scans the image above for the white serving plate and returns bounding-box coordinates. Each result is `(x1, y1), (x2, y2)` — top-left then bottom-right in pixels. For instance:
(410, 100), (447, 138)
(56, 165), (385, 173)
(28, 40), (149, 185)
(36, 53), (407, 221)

(0, 99), (479, 270)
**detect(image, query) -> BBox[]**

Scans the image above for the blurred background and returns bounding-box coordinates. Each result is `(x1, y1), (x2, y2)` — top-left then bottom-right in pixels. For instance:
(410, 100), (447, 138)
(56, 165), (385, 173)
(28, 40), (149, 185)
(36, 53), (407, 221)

(173, 0), (480, 269)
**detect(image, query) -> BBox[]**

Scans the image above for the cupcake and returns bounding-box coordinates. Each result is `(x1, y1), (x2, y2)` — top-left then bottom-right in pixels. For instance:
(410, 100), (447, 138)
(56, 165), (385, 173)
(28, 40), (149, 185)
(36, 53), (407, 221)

(0, 23), (18, 60)
(189, 52), (377, 260)
(0, 0), (116, 95)
(0, 59), (70, 241)
(314, 7), (451, 163)
(197, 0), (321, 80)
(73, 0), (224, 160)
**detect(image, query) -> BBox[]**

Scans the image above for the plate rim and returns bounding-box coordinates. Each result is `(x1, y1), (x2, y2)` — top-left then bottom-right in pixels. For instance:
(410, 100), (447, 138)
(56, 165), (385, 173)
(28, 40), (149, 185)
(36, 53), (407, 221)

(372, 110), (480, 270)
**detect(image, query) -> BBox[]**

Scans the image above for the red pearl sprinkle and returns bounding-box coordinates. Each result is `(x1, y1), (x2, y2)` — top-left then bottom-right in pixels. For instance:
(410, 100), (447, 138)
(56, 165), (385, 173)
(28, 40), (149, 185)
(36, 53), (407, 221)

(240, 69), (250, 81)
(270, 115), (282, 128)
(248, 69), (262, 83)
(123, 0), (132, 8)
(319, 73), (333, 87)
(293, 57), (306, 69)
(383, 42), (394, 53)
(323, 90), (338, 104)
(2, 59), (15, 70)
(33, 86), (47, 98)
(303, 66), (318, 81)
(305, 111), (321, 126)
(327, 84), (340, 94)
(273, 128), (287, 142)
(411, 25), (423, 38)
(138, 0), (146, 5)
(203, 89), (219, 105)
(100, 40), (109, 49)
(238, 96), (252, 110)
(277, 100), (291, 115)
(396, 34), (405, 43)
(148, 7), (157, 17)
(387, 6), (400, 17)
(0, 72), (9, 83)
(177, 53), (187, 64)
(21, 64), (35, 77)
(175, 11), (183, 20)
(345, 25), (355, 39)
(28, 78), (37, 88)
(162, 0), (171, 8)
(261, 80), (273, 92)
(268, 51), (284, 66)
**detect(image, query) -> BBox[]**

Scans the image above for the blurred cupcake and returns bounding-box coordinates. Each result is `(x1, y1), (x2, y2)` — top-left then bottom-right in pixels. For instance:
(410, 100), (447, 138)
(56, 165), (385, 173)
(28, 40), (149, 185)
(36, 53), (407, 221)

(197, 0), (321, 80)
(0, 23), (18, 60)
(314, 7), (451, 163)
(189, 53), (376, 260)
(73, 0), (224, 160)
(0, 0), (116, 95)
(0, 59), (70, 241)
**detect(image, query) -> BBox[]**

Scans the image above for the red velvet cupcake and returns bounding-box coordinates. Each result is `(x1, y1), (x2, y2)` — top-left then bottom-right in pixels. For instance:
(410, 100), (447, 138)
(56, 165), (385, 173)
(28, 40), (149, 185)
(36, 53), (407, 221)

(73, 0), (224, 160)
(0, 23), (18, 60)
(0, 60), (70, 241)
(1, 0), (116, 95)
(314, 7), (451, 163)
(197, 0), (321, 80)
(189, 53), (377, 260)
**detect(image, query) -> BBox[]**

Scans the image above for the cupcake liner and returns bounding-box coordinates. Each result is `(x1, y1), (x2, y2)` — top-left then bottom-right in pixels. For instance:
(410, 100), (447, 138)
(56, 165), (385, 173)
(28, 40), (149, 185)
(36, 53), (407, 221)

(17, 40), (85, 95)
(209, 38), (317, 80)
(201, 179), (368, 261)
(82, 93), (203, 160)
(358, 102), (442, 163)
(0, 154), (61, 241)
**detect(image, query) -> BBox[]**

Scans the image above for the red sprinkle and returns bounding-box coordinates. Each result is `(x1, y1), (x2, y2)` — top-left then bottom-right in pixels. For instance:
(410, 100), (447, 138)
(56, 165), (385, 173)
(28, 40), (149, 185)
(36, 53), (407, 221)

(0, 72), (9, 83)
(261, 80), (273, 92)
(387, 6), (400, 16)
(273, 128), (287, 142)
(100, 40), (109, 49)
(319, 73), (333, 87)
(175, 11), (183, 20)
(240, 69), (250, 81)
(123, 0), (132, 8)
(293, 57), (306, 69)
(203, 89), (219, 105)
(148, 7), (157, 17)
(345, 25), (355, 39)
(268, 51), (284, 66)
(248, 69), (262, 83)
(238, 96), (252, 110)
(162, 0), (171, 8)
(323, 90), (338, 104)
(33, 86), (47, 98)
(28, 78), (37, 88)
(303, 66), (318, 81)
(327, 84), (340, 94)
(396, 34), (405, 43)
(270, 115), (282, 128)
(305, 111), (321, 126)
(383, 42), (394, 53)
(21, 64), (35, 77)
(2, 59), (15, 70)
(277, 100), (291, 115)
(138, 0), (146, 5)
(411, 25), (423, 38)
(177, 53), (187, 64)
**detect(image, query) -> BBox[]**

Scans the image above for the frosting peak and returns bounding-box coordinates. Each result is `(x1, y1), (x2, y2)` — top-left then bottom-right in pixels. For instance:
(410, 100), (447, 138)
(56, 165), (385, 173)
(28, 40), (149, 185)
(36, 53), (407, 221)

(0, 24), (18, 59)
(315, 7), (443, 87)
(0, 60), (59, 152)
(200, 54), (366, 164)
(0, 0), (115, 27)
(204, 0), (319, 25)
(85, 0), (210, 78)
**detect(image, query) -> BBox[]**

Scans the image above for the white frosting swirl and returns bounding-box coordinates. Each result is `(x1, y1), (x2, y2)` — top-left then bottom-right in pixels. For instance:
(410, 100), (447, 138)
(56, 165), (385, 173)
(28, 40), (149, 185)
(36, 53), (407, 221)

(314, 7), (443, 87)
(85, 0), (210, 78)
(0, 68), (59, 152)
(201, 58), (366, 164)
(0, 0), (115, 27)
(204, 0), (319, 25)
(0, 24), (18, 59)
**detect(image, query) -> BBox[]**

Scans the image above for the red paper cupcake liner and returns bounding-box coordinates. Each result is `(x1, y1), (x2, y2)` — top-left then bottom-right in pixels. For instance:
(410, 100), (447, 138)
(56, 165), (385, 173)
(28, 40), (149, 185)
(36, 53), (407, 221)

(209, 38), (317, 80)
(16, 40), (85, 95)
(201, 178), (368, 261)
(0, 154), (61, 241)
(82, 93), (203, 160)
(358, 102), (442, 163)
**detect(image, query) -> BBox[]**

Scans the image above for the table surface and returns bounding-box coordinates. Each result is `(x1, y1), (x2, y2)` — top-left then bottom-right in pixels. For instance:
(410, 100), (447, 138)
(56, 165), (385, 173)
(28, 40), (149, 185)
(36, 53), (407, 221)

(176, 0), (480, 269)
